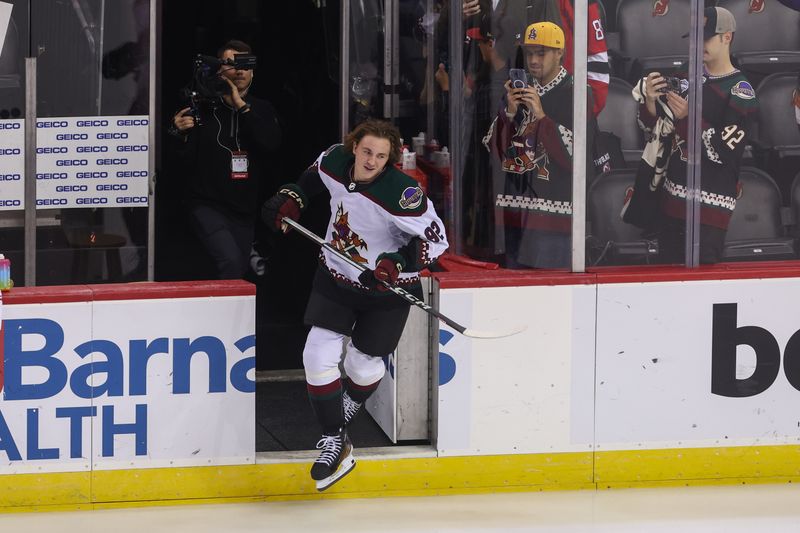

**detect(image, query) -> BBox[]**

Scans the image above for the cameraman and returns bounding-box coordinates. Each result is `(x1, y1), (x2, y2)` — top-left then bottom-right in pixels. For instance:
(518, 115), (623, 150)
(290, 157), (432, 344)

(169, 39), (281, 279)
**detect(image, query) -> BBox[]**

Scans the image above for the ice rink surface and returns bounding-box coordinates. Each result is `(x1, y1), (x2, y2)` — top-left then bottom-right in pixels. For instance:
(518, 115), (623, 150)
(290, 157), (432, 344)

(2, 483), (800, 532)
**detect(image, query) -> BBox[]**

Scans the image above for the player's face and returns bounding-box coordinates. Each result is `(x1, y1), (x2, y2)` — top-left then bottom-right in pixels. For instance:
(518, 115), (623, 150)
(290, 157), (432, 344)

(352, 135), (392, 183)
(525, 46), (563, 84)
(219, 49), (253, 93)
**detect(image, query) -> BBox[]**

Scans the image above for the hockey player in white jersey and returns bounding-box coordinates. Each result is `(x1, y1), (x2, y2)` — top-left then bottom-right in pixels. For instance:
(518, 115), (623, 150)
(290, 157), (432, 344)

(262, 119), (449, 491)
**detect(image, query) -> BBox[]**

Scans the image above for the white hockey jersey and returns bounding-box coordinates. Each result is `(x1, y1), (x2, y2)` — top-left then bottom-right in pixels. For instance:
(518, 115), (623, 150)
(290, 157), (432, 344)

(309, 145), (449, 290)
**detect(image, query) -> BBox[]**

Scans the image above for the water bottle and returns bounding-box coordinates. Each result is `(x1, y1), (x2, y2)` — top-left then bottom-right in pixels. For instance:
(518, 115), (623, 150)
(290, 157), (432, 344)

(435, 146), (450, 168)
(0, 254), (12, 291)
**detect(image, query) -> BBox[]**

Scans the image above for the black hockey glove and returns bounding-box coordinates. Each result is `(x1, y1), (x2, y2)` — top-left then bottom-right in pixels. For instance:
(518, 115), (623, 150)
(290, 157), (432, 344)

(358, 252), (405, 291)
(261, 184), (308, 233)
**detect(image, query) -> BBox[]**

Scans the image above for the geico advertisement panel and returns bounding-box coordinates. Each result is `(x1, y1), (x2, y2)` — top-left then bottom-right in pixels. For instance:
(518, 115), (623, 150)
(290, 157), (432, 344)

(595, 277), (800, 451)
(0, 296), (255, 474)
(35, 115), (149, 209)
(0, 120), (25, 211)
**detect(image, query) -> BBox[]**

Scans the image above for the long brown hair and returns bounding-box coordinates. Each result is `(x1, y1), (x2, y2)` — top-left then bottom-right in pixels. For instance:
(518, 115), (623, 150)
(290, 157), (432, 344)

(343, 119), (403, 165)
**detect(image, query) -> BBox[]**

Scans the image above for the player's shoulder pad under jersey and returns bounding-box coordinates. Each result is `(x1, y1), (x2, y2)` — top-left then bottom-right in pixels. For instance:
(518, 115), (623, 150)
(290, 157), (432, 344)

(318, 144), (351, 185)
(361, 166), (428, 217)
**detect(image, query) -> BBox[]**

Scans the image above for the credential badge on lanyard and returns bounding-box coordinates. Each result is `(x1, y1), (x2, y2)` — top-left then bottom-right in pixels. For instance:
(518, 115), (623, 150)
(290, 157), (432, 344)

(231, 151), (249, 180)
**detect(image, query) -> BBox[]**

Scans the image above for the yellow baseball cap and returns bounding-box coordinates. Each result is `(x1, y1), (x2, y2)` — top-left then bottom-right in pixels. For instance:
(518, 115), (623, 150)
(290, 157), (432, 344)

(523, 22), (565, 49)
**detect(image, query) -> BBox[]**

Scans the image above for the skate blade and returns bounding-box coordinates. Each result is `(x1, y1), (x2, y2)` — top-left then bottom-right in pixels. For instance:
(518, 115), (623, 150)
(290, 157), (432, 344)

(315, 453), (356, 492)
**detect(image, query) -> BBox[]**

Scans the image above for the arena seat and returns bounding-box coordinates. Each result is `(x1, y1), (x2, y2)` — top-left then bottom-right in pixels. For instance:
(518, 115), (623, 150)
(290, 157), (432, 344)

(615, 0), (690, 82)
(597, 77), (643, 165)
(755, 73), (800, 158)
(791, 171), (800, 240)
(587, 168), (660, 265)
(722, 166), (796, 261)
(718, 0), (800, 77)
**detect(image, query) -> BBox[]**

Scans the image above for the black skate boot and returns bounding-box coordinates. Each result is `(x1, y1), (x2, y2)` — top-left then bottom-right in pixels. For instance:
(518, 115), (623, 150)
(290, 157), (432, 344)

(343, 391), (363, 425)
(310, 428), (355, 491)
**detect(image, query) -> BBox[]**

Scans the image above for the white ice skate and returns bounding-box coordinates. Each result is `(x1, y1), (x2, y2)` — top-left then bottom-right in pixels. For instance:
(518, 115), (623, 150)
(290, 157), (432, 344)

(311, 429), (356, 492)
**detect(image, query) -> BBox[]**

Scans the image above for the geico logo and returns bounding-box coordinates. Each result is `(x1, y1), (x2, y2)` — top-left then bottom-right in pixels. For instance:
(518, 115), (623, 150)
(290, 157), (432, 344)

(76, 119), (109, 127)
(56, 133), (88, 141)
(77, 146), (108, 153)
(55, 185), (88, 193)
(116, 196), (147, 204)
(36, 173), (68, 180)
(76, 197), (108, 205)
(36, 147), (68, 154)
(76, 171), (108, 179)
(0, 148), (22, 155)
(117, 118), (149, 126)
(36, 198), (68, 206)
(116, 145), (148, 152)
(96, 184), (128, 191)
(1, 318), (255, 400)
(55, 159), (88, 166)
(712, 303), (800, 397)
(116, 170), (147, 178)
(96, 132), (128, 140)
(0, 174), (22, 181)
(0, 199), (22, 207)
(0, 122), (21, 129)
(36, 121), (68, 128)
(97, 158), (128, 165)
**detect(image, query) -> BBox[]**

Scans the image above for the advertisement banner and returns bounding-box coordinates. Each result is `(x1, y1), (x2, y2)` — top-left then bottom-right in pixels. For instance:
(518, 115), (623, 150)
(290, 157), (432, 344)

(0, 295), (255, 474)
(595, 278), (800, 451)
(35, 116), (149, 208)
(437, 285), (596, 457)
(0, 119), (25, 211)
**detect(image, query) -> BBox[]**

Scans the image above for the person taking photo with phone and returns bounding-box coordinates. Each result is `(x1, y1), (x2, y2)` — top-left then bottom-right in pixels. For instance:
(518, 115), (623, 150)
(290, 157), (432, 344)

(482, 21), (597, 269)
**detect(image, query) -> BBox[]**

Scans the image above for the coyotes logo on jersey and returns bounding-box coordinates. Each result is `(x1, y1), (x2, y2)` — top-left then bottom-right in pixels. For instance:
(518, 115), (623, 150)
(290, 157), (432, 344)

(330, 203), (369, 263)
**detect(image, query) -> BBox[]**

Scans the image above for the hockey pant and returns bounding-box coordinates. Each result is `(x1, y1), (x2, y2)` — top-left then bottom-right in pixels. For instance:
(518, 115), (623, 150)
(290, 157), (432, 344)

(303, 326), (386, 433)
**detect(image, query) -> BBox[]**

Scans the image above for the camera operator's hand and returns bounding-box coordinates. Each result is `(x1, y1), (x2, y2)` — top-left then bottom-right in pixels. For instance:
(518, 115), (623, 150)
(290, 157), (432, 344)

(221, 77), (249, 112)
(173, 107), (196, 132)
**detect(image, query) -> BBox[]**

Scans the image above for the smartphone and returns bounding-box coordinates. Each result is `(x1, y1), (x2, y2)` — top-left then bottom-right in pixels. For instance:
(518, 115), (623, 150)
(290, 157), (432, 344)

(509, 68), (528, 89)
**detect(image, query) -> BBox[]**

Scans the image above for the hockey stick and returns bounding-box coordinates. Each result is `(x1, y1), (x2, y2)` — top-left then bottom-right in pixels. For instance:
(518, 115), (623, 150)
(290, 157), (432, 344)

(282, 217), (526, 339)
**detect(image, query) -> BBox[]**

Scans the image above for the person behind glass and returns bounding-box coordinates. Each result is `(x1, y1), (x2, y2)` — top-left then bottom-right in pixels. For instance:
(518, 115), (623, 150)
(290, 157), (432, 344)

(463, 0), (610, 115)
(169, 40), (281, 279)
(794, 71), (800, 134)
(260, 120), (448, 491)
(637, 7), (758, 264)
(483, 22), (597, 269)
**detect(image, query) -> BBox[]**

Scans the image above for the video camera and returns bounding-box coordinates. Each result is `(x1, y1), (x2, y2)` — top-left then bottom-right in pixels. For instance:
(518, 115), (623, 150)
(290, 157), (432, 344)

(181, 53), (257, 125)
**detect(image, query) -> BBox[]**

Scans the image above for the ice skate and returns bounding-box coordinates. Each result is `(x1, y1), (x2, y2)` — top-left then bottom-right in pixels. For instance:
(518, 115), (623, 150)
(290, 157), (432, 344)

(343, 391), (363, 425)
(311, 429), (356, 491)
